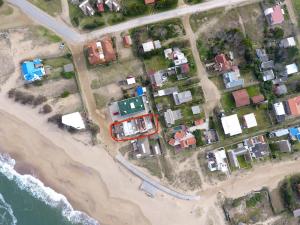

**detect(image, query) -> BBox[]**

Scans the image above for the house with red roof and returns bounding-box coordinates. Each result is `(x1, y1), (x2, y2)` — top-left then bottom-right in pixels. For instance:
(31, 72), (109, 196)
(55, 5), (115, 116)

(123, 35), (132, 48)
(87, 37), (116, 65)
(264, 5), (284, 26)
(251, 95), (265, 104)
(145, 0), (155, 5)
(97, 2), (105, 12)
(214, 53), (233, 72)
(168, 129), (196, 150)
(287, 96), (300, 116)
(232, 89), (250, 107)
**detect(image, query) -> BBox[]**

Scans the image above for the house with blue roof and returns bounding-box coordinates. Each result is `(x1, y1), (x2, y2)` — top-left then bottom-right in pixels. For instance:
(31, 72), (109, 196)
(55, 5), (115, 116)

(289, 127), (300, 141)
(223, 67), (244, 89)
(21, 59), (46, 82)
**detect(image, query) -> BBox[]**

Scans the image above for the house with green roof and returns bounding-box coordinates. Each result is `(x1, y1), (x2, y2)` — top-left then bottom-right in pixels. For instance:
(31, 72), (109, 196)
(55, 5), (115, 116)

(117, 96), (145, 116)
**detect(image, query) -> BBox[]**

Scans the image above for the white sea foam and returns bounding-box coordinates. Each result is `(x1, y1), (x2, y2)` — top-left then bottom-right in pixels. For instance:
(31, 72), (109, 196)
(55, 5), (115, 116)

(0, 153), (100, 225)
(0, 193), (17, 225)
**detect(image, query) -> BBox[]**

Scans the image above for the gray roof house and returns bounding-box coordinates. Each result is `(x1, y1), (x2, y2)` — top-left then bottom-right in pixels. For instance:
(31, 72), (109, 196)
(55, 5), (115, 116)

(63, 63), (74, 73)
(223, 69), (244, 89)
(276, 140), (292, 153)
(132, 138), (151, 158)
(263, 69), (275, 81)
(173, 91), (193, 105)
(261, 60), (274, 70)
(256, 49), (269, 62)
(274, 84), (287, 96)
(79, 0), (95, 16)
(164, 109), (182, 127)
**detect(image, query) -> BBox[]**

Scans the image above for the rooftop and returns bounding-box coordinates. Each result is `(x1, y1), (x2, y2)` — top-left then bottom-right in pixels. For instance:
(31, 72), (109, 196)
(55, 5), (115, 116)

(243, 113), (257, 128)
(287, 96), (300, 116)
(232, 89), (250, 107)
(117, 96), (145, 116)
(215, 53), (232, 72)
(21, 59), (45, 82)
(62, 112), (85, 130)
(251, 95), (265, 104)
(221, 114), (242, 136)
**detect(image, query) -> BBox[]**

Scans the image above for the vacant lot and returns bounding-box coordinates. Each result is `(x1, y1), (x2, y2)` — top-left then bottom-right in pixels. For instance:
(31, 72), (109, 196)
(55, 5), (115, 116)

(90, 59), (144, 87)
(292, 0), (300, 26)
(224, 190), (274, 225)
(29, 0), (61, 16)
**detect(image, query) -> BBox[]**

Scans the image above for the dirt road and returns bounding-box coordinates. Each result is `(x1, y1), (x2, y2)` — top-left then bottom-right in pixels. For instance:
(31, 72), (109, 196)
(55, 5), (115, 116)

(7, 0), (254, 44)
(70, 45), (121, 156)
(182, 15), (221, 115)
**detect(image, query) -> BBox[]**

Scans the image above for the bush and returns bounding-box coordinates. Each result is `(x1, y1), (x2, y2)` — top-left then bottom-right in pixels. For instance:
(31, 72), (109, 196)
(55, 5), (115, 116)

(61, 90), (70, 98)
(41, 104), (52, 114)
(48, 114), (63, 127)
(7, 89), (16, 98)
(193, 130), (204, 147)
(33, 95), (47, 106)
(33, 80), (43, 86)
(20, 94), (35, 105)
(246, 193), (262, 208)
(0, 0), (3, 7)
(61, 71), (74, 79)
(87, 122), (100, 136)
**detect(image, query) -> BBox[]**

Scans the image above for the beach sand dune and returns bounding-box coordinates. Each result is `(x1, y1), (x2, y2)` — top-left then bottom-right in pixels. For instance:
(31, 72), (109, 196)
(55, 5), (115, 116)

(0, 95), (209, 225)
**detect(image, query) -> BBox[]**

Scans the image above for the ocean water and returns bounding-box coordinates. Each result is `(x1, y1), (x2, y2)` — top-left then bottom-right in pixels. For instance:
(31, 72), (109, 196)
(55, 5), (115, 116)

(0, 153), (100, 225)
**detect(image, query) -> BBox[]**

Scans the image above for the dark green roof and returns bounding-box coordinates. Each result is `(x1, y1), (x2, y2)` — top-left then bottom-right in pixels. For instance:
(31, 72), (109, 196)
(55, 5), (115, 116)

(118, 96), (145, 116)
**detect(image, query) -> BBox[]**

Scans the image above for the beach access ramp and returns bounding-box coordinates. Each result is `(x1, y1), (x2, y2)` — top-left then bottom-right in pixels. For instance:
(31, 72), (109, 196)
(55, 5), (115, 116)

(115, 154), (200, 201)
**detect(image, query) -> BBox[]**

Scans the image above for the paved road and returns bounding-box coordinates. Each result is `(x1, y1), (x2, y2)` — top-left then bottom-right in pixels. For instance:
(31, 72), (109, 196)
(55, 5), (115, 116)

(116, 154), (200, 201)
(8, 0), (253, 44)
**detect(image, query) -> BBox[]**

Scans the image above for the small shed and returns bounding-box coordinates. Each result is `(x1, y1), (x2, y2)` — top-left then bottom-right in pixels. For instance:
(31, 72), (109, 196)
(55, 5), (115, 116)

(191, 105), (201, 115)
(63, 63), (74, 73)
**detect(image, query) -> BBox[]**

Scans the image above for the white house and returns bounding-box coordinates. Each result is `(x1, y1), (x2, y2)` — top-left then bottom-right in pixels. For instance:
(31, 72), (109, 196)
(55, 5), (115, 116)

(62, 112), (85, 130)
(280, 37), (296, 48)
(243, 113), (257, 128)
(286, 63), (299, 76)
(221, 114), (242, 136)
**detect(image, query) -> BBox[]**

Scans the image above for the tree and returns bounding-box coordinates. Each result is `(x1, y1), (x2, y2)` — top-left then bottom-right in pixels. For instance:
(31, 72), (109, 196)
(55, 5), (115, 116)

(193, 130), (204, 147)
(272, 27), (284, 40)
(41, 104), (52, 114)
(0, 0), (3, 7)
(61, 90), (70, 98)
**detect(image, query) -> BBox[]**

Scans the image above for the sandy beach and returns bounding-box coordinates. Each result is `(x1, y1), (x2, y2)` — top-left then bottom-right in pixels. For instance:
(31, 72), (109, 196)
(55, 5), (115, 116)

(0, 93), (211, 225)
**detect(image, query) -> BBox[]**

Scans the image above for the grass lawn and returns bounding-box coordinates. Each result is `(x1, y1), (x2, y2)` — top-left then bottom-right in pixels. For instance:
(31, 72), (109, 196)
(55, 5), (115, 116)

(0, 4), (13, 16)
(292, 0), (300, 26)
(237, 155), (252, 169)
(29, 0), (61, 16)
(32, 26), (62, 43)
(236, 106), (272, 133)
(210, 76), (225, 90)
(144, 55), (170, 72)
(221, 92), (235, 112)
(44, 56), (72, 68)
(246, 85), (261, 97)
(189, 7), (224, 32)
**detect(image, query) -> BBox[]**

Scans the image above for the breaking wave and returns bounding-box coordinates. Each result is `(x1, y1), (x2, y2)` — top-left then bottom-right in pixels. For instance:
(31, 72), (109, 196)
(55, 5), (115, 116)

(0, 193), (17, 225)
(0, 153), (100, 225)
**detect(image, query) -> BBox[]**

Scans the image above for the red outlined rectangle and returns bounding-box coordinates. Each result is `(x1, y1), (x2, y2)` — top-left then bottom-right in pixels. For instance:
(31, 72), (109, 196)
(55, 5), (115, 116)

(110, 113), (159, 142)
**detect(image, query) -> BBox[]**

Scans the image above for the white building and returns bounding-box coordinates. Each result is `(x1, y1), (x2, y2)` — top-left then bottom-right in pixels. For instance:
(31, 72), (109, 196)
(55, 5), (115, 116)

(280, 37), (296, 48)
(62, 112), (85, 130)
(142, 41), (155, 53)
(221, 114), (242, 136)
(273, 102), (286, 116)
(207, 148), (229, 173)
(243, 113), (257, 128)
(286, 63), (299, 76)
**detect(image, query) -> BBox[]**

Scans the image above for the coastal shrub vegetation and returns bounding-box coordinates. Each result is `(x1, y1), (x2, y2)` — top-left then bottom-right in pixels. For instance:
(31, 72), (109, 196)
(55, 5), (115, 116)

(41, 104), (52, 114)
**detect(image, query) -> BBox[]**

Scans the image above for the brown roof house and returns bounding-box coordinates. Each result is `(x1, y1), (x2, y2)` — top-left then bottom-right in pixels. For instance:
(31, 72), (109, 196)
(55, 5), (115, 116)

(232, 89), (250, 107)
(86, 37), (116, 65)
(251, 95), (265, 104)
